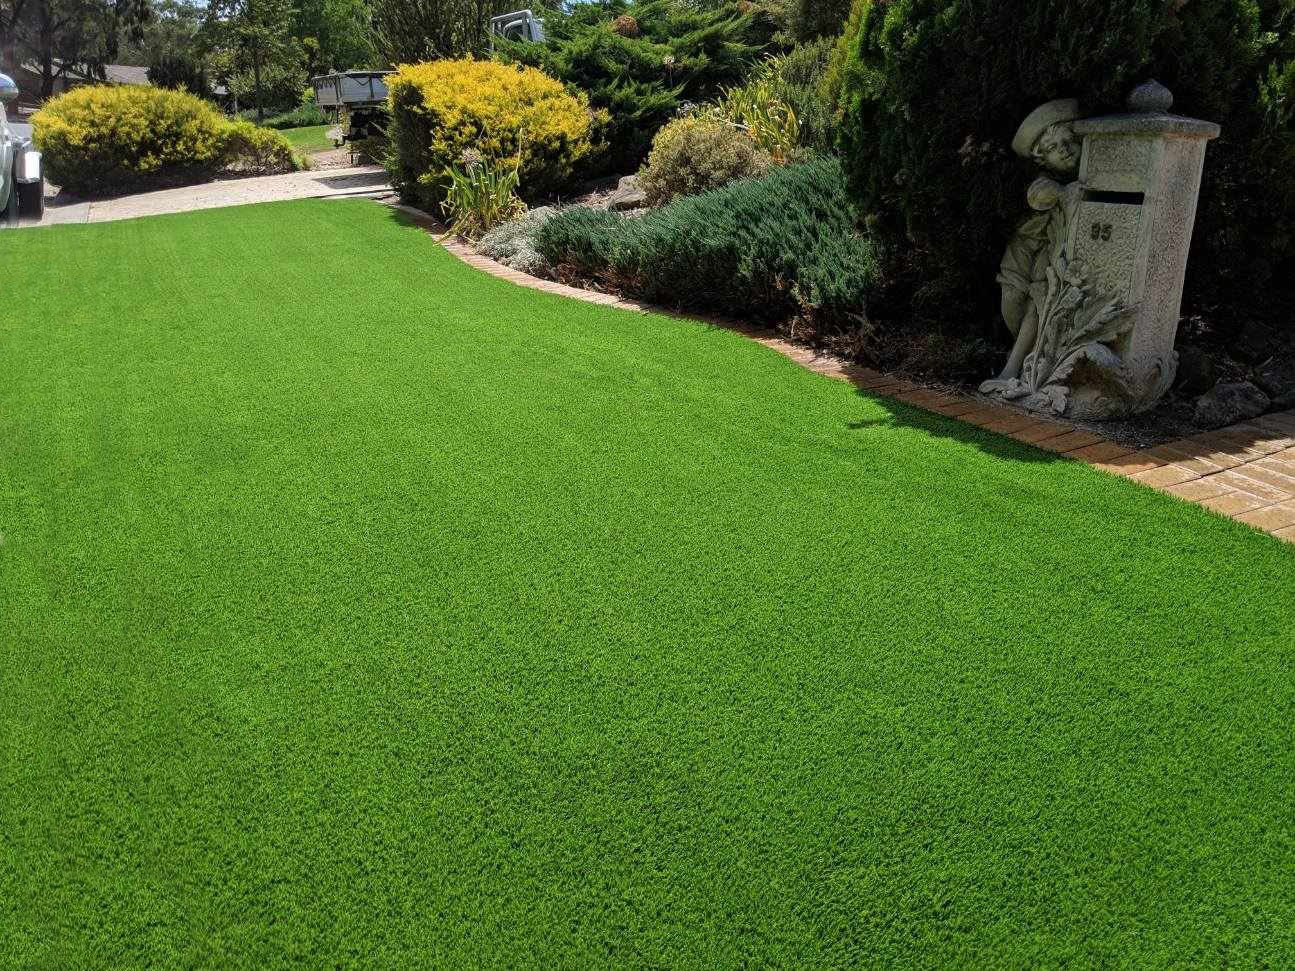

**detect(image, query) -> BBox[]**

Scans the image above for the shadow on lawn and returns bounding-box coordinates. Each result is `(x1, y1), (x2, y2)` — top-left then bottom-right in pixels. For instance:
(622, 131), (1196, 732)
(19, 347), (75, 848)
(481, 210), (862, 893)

(386, 203), (437, 229)
(312, 169), (392, 191)
(845, 385), (1063, 464)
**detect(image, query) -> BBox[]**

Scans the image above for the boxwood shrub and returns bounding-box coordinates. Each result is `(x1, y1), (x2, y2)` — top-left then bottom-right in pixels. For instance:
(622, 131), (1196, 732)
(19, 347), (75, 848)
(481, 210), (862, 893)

(534, 157), (877, 343)
(637, 113), (771, 206)
(386, 58), (598, 210)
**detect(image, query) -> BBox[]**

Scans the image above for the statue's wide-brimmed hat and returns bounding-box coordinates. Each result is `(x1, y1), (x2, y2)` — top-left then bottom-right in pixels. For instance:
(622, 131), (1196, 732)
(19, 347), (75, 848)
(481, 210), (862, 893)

(1011, 98), (1081, 157)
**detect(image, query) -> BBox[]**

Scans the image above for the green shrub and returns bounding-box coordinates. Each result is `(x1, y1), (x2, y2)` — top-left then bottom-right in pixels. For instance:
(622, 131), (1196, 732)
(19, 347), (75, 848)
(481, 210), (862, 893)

(535, 157), (876, 343)
(696, 43), (834, 161)
(638, 113), (771, 205)
(254, 101), (331, 130)
(834, 0), (1295, 341)
(791, 0), (852, 42)
(386, 58), (597, 210)
(713, 63), (801, 163)
(32, 85), (297, 195)
(494, 0), (774, 173)
(765, 36), (835, 153)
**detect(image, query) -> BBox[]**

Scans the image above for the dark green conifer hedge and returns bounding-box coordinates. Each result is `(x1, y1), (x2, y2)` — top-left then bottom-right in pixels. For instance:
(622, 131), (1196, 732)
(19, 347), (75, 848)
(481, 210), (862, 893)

(495, 0), (775, 173)
(833, 0), (1295, 338)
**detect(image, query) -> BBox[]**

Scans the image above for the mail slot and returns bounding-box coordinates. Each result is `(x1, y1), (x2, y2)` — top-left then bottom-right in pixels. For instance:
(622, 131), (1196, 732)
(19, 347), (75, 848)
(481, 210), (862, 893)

(1082, 190), (1145, 205)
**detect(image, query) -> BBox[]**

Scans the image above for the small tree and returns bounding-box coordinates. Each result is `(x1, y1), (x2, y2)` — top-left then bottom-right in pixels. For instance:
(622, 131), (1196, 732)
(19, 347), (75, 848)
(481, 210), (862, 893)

(117, 0), (206, 66)
(204, 0), (302, 121)
(294, 0), (373, 72)
(147, 50), (208, 95)
(3, 0), (150, 98)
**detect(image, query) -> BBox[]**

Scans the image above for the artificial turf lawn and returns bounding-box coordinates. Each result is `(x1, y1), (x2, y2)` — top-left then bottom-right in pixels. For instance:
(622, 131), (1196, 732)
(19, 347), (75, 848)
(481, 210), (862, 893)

(2, 199), (1293, 967)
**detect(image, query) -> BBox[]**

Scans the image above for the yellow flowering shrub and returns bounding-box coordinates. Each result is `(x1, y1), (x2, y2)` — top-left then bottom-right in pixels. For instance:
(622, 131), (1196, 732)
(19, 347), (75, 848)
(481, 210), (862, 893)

(33, 85), (296, 195)
(220, 120), (297, 175)
(387, 58), (599, 209)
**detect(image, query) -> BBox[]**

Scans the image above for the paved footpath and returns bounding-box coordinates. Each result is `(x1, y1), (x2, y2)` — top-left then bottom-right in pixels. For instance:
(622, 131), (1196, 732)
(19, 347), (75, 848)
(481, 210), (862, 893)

(390, 202), (1295, 546)
(37, 166), (390, 226)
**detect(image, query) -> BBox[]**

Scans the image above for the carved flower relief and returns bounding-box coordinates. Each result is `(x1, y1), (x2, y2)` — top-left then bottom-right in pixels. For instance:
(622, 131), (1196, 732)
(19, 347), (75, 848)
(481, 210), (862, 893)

(1011, 254), (1139, 416)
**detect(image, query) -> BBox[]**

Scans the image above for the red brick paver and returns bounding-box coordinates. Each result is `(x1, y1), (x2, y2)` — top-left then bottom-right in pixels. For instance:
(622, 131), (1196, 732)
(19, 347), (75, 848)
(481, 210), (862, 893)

(1235, 501), (1295, 532)
(395, 202), (1295, 546)
(1035, 430), (1105, 454)
(1132, 465), (1201, 489)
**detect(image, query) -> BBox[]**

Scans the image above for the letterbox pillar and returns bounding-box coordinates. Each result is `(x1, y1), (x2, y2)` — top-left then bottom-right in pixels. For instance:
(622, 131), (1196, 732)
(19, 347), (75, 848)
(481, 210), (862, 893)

(1067, 81), (1220, 413)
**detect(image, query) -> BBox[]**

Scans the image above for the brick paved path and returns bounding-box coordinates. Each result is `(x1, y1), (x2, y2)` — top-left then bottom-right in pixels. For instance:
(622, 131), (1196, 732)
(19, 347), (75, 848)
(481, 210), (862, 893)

(393, 203), (1295, 545)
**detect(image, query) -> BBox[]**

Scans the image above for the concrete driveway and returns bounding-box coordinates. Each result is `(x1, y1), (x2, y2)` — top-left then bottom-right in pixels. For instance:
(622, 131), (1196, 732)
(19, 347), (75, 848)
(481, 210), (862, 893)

(31, 165), (392, 227)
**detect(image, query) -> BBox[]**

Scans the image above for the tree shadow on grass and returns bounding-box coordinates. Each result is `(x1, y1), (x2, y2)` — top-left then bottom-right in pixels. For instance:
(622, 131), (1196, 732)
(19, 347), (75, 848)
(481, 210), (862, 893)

(311, 170), (392, 191)
(844, 384), (1065, 466)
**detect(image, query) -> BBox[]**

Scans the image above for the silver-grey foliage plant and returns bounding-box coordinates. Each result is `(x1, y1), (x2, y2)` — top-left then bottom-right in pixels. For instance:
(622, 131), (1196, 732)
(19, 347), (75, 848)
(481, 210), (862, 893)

(475, 206), (558, 276)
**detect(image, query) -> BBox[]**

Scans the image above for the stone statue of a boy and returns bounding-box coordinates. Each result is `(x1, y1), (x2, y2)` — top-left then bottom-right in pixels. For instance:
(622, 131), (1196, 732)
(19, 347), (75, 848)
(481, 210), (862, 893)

(981, 99), (1083, 392)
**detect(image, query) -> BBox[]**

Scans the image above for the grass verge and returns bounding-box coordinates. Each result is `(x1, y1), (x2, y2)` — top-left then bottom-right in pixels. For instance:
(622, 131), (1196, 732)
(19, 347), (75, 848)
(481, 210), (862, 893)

(278, 123), (334, 154)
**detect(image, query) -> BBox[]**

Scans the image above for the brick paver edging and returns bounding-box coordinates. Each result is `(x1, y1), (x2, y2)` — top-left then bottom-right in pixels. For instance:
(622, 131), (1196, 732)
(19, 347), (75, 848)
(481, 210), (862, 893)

(389, 202), (1295, 545)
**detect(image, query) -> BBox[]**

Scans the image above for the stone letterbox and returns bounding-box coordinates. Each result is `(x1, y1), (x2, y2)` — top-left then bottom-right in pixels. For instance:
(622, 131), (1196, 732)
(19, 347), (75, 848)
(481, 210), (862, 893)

(1067, 81), (1220, 410)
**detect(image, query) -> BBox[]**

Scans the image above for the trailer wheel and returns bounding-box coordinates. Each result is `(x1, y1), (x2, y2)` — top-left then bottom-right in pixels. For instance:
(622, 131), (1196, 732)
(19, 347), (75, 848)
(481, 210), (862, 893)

(2, 183), (17, 226)
(17, 177), (44, 222)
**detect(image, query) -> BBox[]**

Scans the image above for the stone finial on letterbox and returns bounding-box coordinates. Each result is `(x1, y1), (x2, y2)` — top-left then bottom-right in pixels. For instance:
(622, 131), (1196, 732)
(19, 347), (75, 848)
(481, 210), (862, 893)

(1128, 79), (1173, 113)
(981, 83), (1220, 420)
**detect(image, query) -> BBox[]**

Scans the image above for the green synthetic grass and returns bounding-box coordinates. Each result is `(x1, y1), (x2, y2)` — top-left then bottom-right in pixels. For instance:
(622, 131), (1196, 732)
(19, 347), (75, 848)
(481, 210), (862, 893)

(279, 124), (334, 154)
(2, 200), (1293, 968)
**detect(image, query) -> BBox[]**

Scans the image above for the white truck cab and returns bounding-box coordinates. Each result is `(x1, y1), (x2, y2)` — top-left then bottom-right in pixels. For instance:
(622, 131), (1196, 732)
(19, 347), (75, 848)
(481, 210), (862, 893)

(0, 73), (45, 224)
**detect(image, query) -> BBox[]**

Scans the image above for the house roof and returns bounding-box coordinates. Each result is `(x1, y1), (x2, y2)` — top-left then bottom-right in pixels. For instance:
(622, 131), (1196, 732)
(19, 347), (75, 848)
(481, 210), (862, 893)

(18, 59), (226, 98)
(20, 60), (150, 86)
(102, 64), (150, 86)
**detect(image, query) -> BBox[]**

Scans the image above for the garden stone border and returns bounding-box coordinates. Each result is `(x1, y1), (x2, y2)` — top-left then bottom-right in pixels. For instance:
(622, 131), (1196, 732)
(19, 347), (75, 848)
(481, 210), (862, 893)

(387, 201), (1295, 546)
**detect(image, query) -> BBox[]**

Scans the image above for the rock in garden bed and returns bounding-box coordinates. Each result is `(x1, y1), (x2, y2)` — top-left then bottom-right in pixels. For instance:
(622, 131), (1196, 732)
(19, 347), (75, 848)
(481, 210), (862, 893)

(1254, 357), (1295, 408)
(603, 175), (647, 212)
(1193, 380), (1271, 429)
